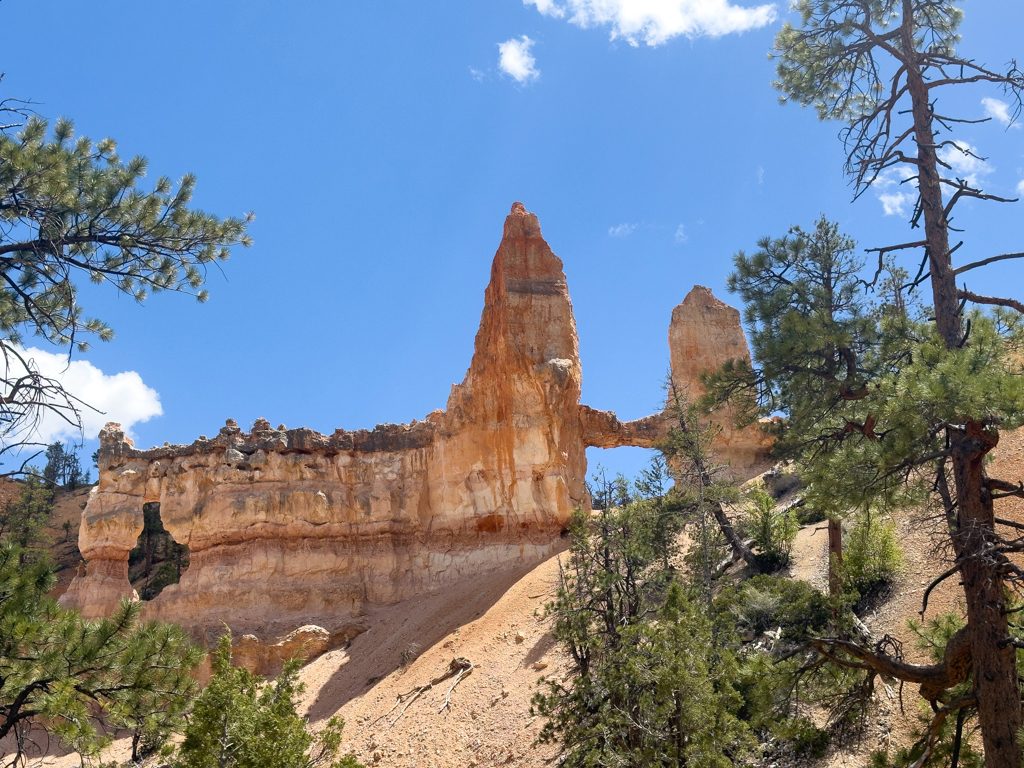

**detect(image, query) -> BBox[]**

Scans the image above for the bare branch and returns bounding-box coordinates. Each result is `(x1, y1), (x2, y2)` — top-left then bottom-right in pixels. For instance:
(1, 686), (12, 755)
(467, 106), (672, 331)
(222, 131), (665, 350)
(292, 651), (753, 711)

(958, 289), (1024, 315)
(953, 253), (1024, 276)
(921, 562), (961, 618)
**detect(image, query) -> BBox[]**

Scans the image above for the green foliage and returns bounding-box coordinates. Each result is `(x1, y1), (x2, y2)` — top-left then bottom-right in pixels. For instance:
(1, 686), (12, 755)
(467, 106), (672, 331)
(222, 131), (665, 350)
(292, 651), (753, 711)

(794, 505), (827, 526)
(532, 473), (755, 767)
(682, 514), (730, 595)
(0, 117), (252, 340)
(0, 473), (53, 551)
(841, 508), (903, 606)
(777, 717), (831, 759)
(173, 632), (363, 768)
(43, 441), (84, 488)
(0, 542), (202, 762)
(706, 217), (1024, 518)
(129, 502), (189, 600)
(657, 387), (770, 580)
(0, 111), (251, 462)
(716, 575), (833, 644)
(657, 391), (736, 509)
(770, 0), (981, 199)
(743, 487), (798, 570)
(144, 560), (184, 599)
(772, 1), (963, 121)
(764, 5), (1024, 762)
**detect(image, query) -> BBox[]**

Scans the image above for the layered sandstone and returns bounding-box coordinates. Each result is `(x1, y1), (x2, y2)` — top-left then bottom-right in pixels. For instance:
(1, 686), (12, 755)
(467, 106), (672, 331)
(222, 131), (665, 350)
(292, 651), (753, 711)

(60, 206), (769, 645)
(62, 204), (586, 639)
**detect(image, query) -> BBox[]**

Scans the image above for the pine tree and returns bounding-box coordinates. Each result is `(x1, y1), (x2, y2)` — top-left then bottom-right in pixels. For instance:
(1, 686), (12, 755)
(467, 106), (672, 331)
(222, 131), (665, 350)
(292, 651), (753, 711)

(766, 5), (1024, 765)
(0, 542), (202, 762)
(704, 216), (1024, 768)
(532, 473), (754, 767)
(173, 632), (363, 768)
(0, 472), (53, 552)
(0, 81), (252, 466)
(657, 388), (767, 574)
(42, 441), (84, 488)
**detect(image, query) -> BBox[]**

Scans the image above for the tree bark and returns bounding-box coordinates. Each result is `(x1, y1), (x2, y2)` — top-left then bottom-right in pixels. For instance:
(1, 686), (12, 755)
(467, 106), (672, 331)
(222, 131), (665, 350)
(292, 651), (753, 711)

(710, 501), (765, 572)
(828, 516), (843, 604)
(898, 3), (1023, 764)
(950, 423), (1020, 768)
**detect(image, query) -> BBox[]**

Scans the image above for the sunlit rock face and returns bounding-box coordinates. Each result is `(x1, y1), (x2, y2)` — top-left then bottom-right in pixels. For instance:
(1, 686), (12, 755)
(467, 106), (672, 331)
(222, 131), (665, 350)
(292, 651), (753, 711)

(61, 204), (585, 638)
(667, 286), (773, 471)
(59, 206), (769, 642)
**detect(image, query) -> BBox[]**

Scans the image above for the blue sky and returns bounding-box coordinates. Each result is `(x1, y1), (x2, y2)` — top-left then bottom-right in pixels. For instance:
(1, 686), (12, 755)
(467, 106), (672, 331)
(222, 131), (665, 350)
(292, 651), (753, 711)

(3, 0), (1023, 481)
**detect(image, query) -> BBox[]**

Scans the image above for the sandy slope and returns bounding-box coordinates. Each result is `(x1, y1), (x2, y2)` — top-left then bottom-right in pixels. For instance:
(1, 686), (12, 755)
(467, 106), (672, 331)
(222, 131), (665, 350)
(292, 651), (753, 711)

(297, 549), (570, 768)
(12, 428), (1024, 767)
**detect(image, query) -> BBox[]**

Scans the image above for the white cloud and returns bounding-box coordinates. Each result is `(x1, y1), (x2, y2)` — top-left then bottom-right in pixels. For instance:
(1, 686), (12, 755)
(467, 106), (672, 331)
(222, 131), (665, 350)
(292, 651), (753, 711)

(524, 0), (777, 46)
(469, 67), (487, 82)
(8, 347), (162, 445)
(938, 140), (991, 187)
(1018, 178), (1024, 196)
(498, 36), (540, 83)
(609, 222), (637, 237)
(982, 97), (1020, 129)
(530, 0), (566, 16)
(874, 166), (918, 217)
(674, 224), (688, 243)
(877, 190), (913, 217)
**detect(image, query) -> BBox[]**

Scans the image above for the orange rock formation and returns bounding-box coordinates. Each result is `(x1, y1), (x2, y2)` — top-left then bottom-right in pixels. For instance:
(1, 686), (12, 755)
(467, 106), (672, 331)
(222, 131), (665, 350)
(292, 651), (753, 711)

(667, 285), (773, 469)
(60, 204), (769, 648)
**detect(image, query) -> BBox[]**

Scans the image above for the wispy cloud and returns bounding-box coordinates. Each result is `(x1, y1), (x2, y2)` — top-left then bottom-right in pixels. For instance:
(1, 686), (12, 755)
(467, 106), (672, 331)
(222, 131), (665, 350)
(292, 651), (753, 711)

(1017, 178), (1024, 196)
(674, 224), (688, 243)
(524, 0), (777, 46)
(469, 67), (487, 82)
(874, 166), (917, 217)
(498, 36), (540, 83)
(530, 0), (566, 16)
(10, 347), (162, 444)
(938, 140), (991, 187)
(609, 223), (636, 237)
(982, 97), (1021, 129)
(756, 165), (764, 184)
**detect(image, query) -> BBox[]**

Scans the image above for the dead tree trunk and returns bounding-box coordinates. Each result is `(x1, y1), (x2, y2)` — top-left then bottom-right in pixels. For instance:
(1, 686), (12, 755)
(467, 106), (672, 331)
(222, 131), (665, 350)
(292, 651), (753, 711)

(898, 2), (1023, 763)
(828, 517), (843, 605)
(710, 500), (764, 572)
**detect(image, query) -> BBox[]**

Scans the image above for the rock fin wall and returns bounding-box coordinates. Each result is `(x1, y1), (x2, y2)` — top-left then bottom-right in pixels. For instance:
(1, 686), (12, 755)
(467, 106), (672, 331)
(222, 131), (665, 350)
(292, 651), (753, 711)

(60, 206), (769, 641)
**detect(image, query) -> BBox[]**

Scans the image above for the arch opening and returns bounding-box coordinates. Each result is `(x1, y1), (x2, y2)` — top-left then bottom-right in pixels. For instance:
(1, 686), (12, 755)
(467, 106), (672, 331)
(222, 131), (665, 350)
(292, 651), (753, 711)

(584, 446), (663, 509)
(127, 502), (190, 600)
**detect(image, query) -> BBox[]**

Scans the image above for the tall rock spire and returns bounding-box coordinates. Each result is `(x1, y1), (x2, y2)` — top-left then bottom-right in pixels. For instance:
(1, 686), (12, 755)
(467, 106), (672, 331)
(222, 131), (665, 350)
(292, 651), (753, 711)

(442, 202), (586, 525)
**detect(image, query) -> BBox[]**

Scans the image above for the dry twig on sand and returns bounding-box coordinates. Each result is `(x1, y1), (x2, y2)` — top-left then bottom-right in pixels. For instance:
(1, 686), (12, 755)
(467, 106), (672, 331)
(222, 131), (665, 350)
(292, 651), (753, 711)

(375, 657), (475, 728)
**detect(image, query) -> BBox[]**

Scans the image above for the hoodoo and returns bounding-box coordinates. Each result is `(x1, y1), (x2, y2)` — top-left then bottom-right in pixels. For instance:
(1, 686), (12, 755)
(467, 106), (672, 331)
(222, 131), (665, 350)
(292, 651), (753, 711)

(60, 204), (770, 646)
(667, 285), (773, 469)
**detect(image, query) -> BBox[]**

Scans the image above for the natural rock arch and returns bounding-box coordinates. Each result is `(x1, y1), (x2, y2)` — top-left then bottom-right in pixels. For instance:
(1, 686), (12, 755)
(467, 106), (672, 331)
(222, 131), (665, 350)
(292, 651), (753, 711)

(60, 204), (769, 643)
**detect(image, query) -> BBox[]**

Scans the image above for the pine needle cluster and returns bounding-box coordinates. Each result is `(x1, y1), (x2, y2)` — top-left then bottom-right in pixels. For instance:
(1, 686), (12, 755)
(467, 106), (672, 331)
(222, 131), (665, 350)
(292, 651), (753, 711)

(0, 542), (203, 764)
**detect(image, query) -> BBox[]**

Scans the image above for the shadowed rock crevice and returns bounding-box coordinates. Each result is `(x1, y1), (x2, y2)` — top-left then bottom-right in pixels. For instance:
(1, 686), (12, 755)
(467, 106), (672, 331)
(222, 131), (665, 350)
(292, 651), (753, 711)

(128, 502), (190, 601)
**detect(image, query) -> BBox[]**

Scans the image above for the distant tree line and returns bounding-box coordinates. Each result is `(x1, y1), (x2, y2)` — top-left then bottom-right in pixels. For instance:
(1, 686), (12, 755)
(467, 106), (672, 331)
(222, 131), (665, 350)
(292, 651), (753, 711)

(42, 441), (86, 489)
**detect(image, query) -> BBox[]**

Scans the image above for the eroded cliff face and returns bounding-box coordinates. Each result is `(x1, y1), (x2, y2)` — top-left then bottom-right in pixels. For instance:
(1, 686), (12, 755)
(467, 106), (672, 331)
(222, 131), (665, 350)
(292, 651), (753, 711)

(59, 205), (769, 646)
(61, 204), (586, 639)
